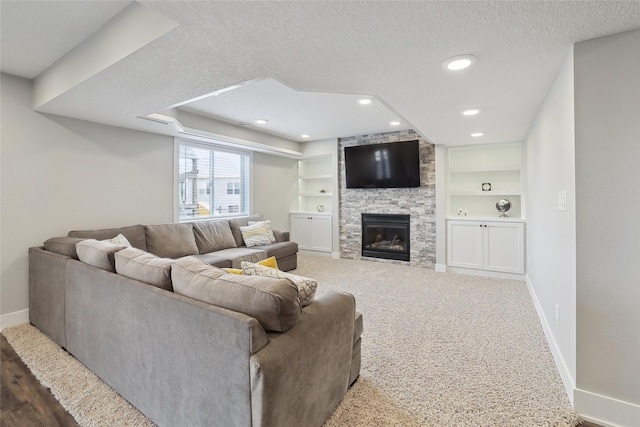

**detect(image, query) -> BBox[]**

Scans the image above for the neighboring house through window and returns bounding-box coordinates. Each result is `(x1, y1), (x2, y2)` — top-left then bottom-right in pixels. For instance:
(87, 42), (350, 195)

(176, 139), (250, 221)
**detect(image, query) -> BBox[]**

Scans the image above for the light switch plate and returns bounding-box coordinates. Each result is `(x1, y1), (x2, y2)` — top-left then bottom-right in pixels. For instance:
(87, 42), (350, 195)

(558, 190), (567, 211)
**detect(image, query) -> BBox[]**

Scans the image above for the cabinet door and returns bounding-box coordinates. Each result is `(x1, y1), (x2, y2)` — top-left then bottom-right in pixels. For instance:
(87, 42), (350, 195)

(484, 222), (524, 274)
(290, 215), (311, 249)
(308, 215), (332, 252)
(447, 220), (484, 269)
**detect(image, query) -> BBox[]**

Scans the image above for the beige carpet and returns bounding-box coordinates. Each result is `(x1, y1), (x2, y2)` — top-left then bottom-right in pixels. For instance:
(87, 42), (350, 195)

(3, 253), (580, 426)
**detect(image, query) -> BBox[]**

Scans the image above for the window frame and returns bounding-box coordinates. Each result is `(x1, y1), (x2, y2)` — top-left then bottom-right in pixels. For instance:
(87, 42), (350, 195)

(174, 138), (252, 222)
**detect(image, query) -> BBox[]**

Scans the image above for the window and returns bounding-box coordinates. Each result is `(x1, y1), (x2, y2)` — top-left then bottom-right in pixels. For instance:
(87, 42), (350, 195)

(226, 181), (240, 195)
(177, 140), (250, 221)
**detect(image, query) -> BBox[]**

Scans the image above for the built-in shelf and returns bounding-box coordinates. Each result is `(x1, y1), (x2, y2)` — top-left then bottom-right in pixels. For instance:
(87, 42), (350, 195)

(447, 143), (523, 219)
(297, 155), (334, 213)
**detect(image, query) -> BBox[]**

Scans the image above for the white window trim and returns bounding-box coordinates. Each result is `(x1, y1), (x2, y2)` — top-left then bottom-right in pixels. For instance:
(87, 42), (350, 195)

(174, 137), (253, 222)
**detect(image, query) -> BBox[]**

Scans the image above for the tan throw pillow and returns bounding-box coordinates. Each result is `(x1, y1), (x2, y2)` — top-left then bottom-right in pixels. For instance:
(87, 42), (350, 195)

(76, 239), (126, 272)
(239, 222), (272, 247)
(192, 221), (237, 253)
(172, 257), (301, 332)
(240, 261), (317, 307)
(115, 248), (173, 291)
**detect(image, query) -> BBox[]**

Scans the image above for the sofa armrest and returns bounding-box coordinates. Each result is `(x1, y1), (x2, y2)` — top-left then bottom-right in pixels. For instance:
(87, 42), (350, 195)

(273, 229), (289, 242)
(29, 247), (70, 347)
(250, 291), (356, 427)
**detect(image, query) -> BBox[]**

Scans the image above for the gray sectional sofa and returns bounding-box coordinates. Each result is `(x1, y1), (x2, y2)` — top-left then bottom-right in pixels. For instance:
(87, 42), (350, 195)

(29, 214), (362, 427)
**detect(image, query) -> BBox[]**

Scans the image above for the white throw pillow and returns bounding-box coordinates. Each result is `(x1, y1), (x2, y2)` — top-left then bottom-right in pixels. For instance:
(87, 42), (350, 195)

(104, 233), (132, 248)
(248, 220), (276, 243)
(241, 261), (317, 306)
(240, 222), (273, 247)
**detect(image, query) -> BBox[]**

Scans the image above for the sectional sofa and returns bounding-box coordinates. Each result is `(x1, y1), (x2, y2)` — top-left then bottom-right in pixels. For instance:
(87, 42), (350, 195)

(28, 214), (362, 427)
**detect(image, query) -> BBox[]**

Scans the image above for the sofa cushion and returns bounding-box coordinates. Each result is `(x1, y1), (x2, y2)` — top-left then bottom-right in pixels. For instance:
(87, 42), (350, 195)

(75, 239), (126, 272)
(44, 236), (84, 258)
(241, 261), (317, 307)
(193, 220), (237, 253)
(69, 225), (147, 251)
(193, 253), (232, 268)
(229, 214), (264, 247)
(202, 247), (267, 268)
(115, 248), (173, 291)
(172, 257), (301, 332)
(144, 223), (199, 259)
(257, 241), (299, 260)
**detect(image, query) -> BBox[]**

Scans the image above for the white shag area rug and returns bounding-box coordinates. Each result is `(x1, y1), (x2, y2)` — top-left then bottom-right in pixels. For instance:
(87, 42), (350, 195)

(3, 253), (579, 426)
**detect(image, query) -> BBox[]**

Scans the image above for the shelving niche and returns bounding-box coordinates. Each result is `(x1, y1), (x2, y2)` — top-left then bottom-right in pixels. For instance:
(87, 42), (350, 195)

(447, 143), (523, 219)
(297, 155), (333, 213)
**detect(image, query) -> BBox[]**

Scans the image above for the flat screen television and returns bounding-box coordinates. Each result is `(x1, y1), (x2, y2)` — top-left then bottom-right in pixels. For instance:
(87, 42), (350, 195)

(344, 140), (421, 189)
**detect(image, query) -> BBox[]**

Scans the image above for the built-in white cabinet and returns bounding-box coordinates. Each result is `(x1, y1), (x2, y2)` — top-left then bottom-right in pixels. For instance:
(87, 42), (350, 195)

(297, 155), (333, 214)
(447, 219), (525, 275)
(290, 213), (333, 253)
(448, 143), (522, 219)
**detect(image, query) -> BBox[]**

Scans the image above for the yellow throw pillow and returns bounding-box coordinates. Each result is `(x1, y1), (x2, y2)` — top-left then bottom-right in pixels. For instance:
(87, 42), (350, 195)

(259, 256), (278, 270)
(223, 257), (278, 275)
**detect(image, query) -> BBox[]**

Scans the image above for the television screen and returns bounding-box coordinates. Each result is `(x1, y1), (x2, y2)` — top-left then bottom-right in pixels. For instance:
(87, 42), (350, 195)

(344, 140), (421, 189)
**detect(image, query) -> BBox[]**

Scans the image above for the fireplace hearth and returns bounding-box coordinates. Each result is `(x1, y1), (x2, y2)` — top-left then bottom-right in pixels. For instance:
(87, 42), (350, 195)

(361, 213), (410, 261)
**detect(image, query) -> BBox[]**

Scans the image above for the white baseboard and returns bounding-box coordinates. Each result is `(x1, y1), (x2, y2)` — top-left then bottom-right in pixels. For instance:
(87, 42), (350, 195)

(0, 309), (29, 331)
(575, 388), (640, 427)
(525, 274), (576, 405)
(447, 266), (525, 281)
(435, 263), (447, 272)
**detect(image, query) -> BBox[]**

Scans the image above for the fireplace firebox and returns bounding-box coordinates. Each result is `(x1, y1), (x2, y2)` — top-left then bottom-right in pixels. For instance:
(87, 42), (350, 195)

(361, 213), (410, 261)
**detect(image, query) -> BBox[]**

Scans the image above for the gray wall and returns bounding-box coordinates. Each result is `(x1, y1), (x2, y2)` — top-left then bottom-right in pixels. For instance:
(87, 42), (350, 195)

(524, 49), (577, 400)
(1, 72), (175, 318)
(0, 72), (300, 321)
(574, 29), (640, 421)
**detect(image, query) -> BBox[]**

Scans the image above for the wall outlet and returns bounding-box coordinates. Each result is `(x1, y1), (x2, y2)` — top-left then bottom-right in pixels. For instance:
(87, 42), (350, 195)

(555, 304), (560, 326)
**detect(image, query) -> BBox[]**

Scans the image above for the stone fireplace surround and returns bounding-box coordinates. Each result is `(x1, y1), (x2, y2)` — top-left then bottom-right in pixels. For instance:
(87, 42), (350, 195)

(339, 130), (436, 269)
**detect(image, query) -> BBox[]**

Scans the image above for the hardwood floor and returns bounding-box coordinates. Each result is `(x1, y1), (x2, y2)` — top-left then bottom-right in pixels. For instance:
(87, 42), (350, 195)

(1, 334), (79, 427)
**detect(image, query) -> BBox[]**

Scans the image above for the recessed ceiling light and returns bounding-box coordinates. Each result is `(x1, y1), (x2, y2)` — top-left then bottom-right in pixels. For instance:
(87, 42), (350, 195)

(239, 122), (252, 127)
(471, 132), (484, 137)
(301, 134), (311, 138)
(358, 98), (372, 105)
(390, 121), (401, 126)
(443, 54), (477, 71)
(462, 109), (480, 116)
(255, 119), (268, 124)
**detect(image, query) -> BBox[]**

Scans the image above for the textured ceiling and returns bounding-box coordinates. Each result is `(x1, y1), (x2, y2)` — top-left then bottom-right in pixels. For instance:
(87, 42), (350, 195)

(1, 1), (639, 146)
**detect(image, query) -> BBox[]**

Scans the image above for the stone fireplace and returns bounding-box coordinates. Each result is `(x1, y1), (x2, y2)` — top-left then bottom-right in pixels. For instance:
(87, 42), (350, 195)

(361, 213), (410, 261)
(339, 130), (436, 268)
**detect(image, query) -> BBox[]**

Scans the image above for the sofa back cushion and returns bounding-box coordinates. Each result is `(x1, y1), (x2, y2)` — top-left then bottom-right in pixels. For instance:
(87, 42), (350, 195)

(115, 248), (174, 291)
(68, 225), (147, 251)
(75, 239), (126, 272)
(192, 220), (237, 254)
(144, 223), (199, 259)
(172, 257), (301, 332)
(228, 214), (264, 247)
